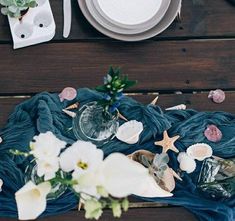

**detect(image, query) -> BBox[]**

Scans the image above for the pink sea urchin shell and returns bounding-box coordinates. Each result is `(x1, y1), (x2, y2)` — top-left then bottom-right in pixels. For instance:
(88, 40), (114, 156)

(59, 87), (77, 102)
(208, 89), (225, 104)
(204, 125), (222, 142)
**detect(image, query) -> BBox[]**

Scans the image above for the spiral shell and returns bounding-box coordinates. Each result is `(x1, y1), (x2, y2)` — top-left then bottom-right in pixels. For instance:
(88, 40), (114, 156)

(165, 104), (186, 111)
(59, 87), (77, 102)
(208, 89), (225, 104)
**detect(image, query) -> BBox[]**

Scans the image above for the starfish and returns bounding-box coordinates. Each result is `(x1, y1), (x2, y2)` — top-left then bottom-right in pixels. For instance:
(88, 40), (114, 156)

(154, 130), (180, 153)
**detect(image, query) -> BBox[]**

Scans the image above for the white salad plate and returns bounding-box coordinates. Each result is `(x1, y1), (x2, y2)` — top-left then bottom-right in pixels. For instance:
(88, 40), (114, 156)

(93, 0), (171, 30)
(85, 0), (171, 35)
(78, 0), (182, 41)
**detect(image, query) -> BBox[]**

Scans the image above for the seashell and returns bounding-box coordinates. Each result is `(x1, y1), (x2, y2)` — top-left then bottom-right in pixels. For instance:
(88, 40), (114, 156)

(208, 89), (225, 104)
(116, 120), (143, 144)
(0, 179), (3, 192)
(186, 143), (213, 161)
(161, 167), (176, 192)
(165, 104), (186, 111)
(0, 137), (2, 144)
(204, 125), (222, 142)
(62, 109), (76, 118)
(117, 111), (128, 122)
(177, 152), (196, 174)
(150, 96), (159, 106)
(132, 175), (173, 198)
(59, 87), (77, 102)
(65, 102), (79, 110)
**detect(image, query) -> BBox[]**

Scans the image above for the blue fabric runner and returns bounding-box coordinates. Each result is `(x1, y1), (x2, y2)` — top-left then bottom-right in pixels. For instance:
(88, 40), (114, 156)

(0, 88), (234, 221)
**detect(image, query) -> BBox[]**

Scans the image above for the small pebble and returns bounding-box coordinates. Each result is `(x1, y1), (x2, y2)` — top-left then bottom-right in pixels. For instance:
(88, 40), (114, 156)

(204, 125), (222, 142)
(59, 87), (77, 102)
(208, 89), (225, 104)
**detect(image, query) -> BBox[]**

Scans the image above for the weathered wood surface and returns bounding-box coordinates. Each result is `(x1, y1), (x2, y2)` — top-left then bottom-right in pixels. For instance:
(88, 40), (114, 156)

(0, 207), (198, 221)
(0, 0), (234, 220)
(0, 0), (235, 41)
(0, 40), (234, 94)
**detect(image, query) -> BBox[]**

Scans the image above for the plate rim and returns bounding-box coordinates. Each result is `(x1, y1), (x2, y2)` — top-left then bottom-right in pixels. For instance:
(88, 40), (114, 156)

(93, 0), (169, 29)
(85, 0), (171, 35)
(78, 0), (182, 41)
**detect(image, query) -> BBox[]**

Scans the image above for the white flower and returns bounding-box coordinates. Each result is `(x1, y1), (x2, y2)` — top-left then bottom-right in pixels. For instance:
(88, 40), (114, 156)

(72, 170), (101, 199)
(177, 152), (196, 173)
(59, 141), (103, 173)
(99, 153), (171, 198)
(30, 132), (66, 159)
(15, 181), (51, 220)
(36, 157), (59, 181)
(0, 179), (3, 192)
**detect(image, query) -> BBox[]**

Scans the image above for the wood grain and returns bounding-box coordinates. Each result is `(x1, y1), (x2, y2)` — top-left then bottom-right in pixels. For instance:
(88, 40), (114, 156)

(0, 0), (235, 42)
(0, 207), (197, 221)
(0, 40), (234, 94)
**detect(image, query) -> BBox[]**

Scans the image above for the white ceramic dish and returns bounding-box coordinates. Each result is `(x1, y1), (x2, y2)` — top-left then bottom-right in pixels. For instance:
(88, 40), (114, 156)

(78, 0), (181, 41)
(8, 0), (56, 49)
(85, 0), (170, 35)
(93, 0), (170, 30)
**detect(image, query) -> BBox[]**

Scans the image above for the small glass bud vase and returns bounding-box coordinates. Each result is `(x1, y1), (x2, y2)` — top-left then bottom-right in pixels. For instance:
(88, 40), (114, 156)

(25, 161), (67, 200)
(72, 102), (119, 146)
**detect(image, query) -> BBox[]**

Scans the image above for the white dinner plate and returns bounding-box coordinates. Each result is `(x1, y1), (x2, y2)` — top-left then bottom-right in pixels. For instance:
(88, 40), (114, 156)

(78, 0), (181, 41)
(85, 0), (171, 35)
(93, 0), (170, 30)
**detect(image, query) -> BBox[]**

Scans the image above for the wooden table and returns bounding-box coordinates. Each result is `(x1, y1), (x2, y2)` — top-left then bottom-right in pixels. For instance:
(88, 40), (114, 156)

(0, 0), (234, 220)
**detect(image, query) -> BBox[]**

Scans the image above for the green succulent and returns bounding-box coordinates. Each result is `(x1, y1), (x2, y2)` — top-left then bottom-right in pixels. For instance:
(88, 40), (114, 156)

(0, 0), (37, 18)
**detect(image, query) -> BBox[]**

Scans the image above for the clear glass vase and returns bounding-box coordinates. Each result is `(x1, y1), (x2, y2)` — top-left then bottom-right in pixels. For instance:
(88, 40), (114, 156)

(25, 161), (67, 200)
(197, 158), (235, 200)
(72, 102), (119, 146)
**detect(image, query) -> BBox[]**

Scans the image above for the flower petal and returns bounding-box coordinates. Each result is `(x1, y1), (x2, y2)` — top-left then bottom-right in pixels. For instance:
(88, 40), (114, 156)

(15, 181), (51, 220)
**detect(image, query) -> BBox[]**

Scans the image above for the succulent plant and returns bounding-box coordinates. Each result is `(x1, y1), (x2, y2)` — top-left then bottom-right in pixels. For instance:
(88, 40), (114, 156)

(0, 0), (37, 18)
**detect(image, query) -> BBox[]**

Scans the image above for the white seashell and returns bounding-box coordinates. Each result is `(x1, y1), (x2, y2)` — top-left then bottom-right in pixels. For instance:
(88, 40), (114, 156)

(177, 152), (196, 174)
(0, 137), (2, 143)
(62, 109), (76, 118)
(186, 143), (213, 161)
(162, 167), (176, 192)
(0, 179), (3, 192)
(116, 120), (143, 144)
(132, 175), (173, 198)
(165, 104), (186, 111)
(150, 96), (159, 106)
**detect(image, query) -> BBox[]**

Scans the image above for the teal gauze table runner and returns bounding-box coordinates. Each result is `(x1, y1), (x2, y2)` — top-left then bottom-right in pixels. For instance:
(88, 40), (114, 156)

(0, 88), (234, 221)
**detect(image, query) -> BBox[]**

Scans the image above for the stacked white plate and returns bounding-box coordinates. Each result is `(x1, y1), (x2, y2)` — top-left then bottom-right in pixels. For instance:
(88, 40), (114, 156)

(78, 0), (182, 41)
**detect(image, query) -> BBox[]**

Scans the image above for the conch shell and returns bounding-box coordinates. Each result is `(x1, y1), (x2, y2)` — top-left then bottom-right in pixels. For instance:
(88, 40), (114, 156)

(165, 104), (186, 111)
(62, 109), (76, 118)
(116, 120), (143, 144)
(186, 143), (213, 161)
(65, 102), (79, 110)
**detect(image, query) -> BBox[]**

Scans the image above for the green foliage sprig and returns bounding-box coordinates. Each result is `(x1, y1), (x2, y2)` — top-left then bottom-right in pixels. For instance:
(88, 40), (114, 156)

(96, 67), (137, 115)
(0, 0), (37, 18)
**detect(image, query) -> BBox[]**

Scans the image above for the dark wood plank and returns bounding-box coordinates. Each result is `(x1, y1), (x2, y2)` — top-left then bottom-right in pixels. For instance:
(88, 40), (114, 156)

(0, 0), (235, 42)
(0, 91), (235, 129)
(0, 40), (234, 94)
(0, 207), (197, 221)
